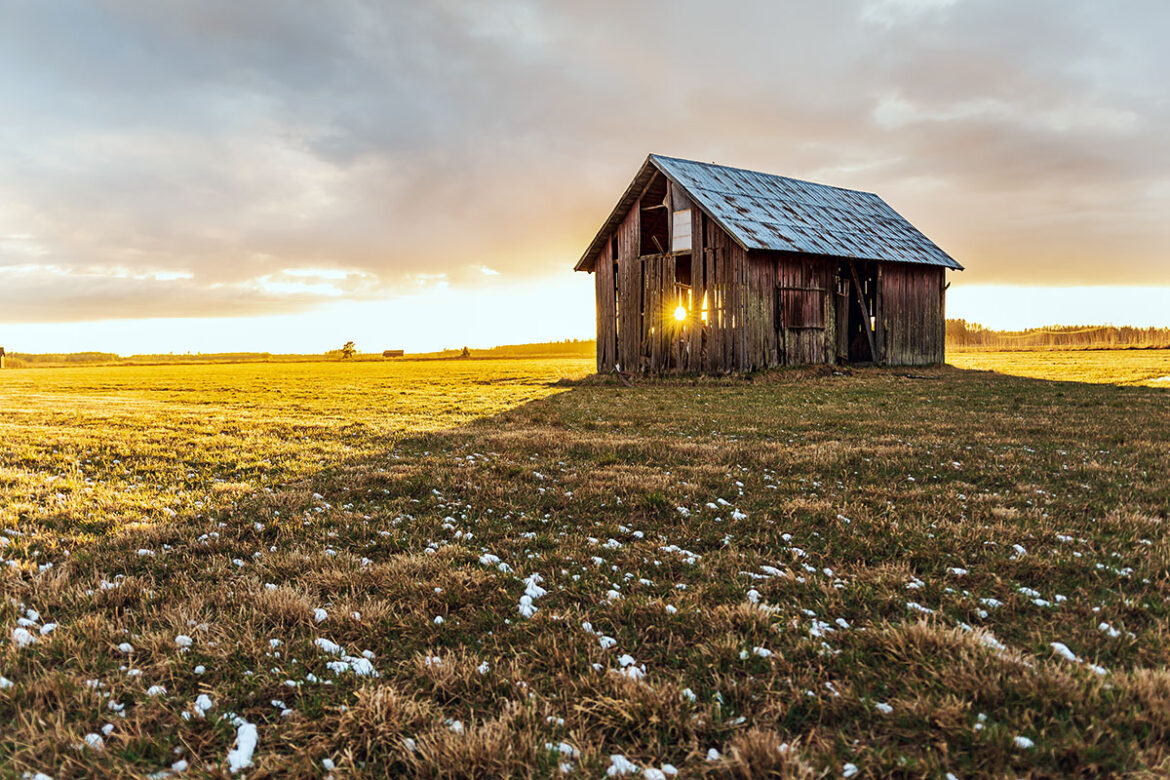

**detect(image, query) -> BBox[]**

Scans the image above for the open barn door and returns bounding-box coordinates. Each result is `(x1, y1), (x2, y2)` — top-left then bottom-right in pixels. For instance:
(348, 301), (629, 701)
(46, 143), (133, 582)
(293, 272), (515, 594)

(841, 261), (879, 364)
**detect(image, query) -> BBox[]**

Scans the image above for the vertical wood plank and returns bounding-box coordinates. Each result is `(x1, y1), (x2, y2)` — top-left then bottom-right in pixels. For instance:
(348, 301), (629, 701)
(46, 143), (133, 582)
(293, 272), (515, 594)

(688, 207), (703, 372)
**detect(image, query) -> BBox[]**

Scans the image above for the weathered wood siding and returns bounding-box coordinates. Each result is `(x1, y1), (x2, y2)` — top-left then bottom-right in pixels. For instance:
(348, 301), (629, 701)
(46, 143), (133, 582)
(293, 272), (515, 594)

(615, 204), (641, 371)
(685, 207), (704, 372)
(594, 237), (616, 372)
(702, 214), (749, 372)
(592, 203), (947, 372)
(771, 252), (835, 367)
(879, 263), (945, 365)
(594, 208), (760, 374)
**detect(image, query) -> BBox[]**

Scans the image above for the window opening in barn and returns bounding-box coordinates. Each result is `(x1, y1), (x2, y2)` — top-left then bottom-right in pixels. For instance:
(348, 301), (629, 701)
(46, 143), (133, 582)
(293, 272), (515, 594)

(674, 254), (691, 286)
(639, 174), (669, 255)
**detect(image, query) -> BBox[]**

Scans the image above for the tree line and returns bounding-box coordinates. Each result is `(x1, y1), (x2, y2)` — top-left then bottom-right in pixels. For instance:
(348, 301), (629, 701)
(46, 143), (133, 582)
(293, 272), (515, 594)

(946, 320), (1170, 350)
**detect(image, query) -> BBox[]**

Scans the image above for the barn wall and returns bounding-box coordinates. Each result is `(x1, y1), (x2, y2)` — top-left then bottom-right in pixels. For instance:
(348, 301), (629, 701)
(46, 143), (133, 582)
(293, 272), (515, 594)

(740, 252), (774, 370)
(594, 207), (948, 373)
(596, 208), (755, 374)
(879, 263), (945, 365)
(615, 203), (641, 371)
(768, 252), (837, 367)
(702, 215), (747, 371)
(594, 236), (616, 372)
(685, 203), (704, 372)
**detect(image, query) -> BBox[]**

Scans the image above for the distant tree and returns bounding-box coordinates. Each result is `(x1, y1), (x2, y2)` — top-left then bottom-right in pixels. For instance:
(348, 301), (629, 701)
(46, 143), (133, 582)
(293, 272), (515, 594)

(341, 341), (356, 359)
(460, 346), (471, 359)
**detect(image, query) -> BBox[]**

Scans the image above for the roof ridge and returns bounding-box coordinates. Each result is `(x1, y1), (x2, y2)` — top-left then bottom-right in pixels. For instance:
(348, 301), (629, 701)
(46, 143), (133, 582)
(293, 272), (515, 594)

(648, 153), (881, 199)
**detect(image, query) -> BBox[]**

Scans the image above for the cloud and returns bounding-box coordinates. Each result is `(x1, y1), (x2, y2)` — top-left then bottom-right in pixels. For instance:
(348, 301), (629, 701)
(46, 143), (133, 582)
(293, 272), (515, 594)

(1, 0), (1167, 326)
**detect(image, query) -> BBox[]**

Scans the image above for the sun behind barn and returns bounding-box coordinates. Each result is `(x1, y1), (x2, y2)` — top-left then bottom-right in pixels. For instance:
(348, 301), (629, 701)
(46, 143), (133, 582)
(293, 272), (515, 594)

(575, 154), (963, 373)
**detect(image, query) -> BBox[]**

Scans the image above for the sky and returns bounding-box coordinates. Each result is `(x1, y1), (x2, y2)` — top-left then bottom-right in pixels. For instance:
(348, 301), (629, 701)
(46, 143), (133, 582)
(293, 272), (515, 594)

(1, 0), (1168, 354)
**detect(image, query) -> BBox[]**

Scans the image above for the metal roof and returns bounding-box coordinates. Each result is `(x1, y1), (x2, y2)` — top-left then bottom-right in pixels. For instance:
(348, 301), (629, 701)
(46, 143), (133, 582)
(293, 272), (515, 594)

(575, 154), (962, 272)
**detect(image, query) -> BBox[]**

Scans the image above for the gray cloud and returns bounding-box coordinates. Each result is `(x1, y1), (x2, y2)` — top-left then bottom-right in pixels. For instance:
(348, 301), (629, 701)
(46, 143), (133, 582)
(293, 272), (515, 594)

(1, 0), (1167, 324)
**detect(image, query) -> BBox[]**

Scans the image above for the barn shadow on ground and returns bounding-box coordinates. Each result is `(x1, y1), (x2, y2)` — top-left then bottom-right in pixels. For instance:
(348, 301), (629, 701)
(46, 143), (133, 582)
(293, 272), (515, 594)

(297, 363), (1170, 518)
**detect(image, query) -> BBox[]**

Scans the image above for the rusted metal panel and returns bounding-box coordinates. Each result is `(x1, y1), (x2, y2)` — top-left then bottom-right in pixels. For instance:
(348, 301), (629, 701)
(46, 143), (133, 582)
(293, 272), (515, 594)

(648, 155), (962, 271)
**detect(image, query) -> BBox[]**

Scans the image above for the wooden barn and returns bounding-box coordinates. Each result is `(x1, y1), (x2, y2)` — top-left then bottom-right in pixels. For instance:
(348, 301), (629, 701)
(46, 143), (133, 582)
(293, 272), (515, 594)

(575, 155), (963, 373)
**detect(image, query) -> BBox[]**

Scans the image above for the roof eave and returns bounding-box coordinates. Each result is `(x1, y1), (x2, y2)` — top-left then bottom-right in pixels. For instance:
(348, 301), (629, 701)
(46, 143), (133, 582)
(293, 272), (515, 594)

(574, 156), (658, 273)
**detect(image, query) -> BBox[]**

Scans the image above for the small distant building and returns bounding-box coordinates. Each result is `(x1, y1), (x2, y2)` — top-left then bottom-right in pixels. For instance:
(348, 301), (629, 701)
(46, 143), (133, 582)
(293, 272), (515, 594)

(575, 154), (963, 373)
(382, 349), (404, 358)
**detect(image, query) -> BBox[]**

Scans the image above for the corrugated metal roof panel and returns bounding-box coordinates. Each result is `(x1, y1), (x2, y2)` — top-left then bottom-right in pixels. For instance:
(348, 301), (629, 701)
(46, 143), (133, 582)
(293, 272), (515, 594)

(647, 154), (962, 270)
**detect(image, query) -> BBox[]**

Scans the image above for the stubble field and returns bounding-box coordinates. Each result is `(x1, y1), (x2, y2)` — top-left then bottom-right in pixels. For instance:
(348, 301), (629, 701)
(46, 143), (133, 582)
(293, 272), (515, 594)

(1, 352), (1168, 778)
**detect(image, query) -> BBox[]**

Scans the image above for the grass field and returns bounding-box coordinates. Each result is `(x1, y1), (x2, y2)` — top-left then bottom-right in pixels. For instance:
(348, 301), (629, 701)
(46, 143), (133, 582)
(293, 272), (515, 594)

(1, 353), (1168, 778)
(949, 347), (1170, 387)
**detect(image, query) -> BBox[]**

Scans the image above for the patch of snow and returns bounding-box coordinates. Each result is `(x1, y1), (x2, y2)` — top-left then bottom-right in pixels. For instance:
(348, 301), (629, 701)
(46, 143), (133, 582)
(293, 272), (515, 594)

(194, 694), (214, 718)
(315, 638), (343, 655)
(607, 755), (638, 776)
(226, 720), (258, 773)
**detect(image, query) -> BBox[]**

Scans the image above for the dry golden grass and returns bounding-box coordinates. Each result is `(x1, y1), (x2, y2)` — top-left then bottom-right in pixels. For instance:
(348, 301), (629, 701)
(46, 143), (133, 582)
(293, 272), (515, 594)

(0, 354), (1168, 777)
(949, 346), (1170, 386)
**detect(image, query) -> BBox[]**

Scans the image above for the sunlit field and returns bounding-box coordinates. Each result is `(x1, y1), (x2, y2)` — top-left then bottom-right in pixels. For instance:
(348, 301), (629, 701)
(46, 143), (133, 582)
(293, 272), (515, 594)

(950, 347), (1170, 386)
(2, 355), (1168, 778)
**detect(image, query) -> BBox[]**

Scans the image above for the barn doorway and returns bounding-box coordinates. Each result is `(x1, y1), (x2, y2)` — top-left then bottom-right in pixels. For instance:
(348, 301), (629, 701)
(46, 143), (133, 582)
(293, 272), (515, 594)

(839, 261), (878, 363)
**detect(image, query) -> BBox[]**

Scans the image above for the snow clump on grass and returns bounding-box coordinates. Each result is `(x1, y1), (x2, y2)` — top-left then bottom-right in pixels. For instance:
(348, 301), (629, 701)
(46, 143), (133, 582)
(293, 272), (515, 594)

(226, 718), (258, 773)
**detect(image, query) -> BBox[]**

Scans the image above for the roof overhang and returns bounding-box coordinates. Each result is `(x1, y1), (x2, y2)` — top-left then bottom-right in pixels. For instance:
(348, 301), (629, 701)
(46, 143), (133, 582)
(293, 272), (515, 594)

(575, 156), (654, 273)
